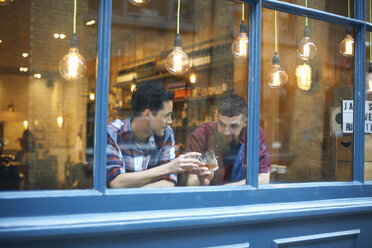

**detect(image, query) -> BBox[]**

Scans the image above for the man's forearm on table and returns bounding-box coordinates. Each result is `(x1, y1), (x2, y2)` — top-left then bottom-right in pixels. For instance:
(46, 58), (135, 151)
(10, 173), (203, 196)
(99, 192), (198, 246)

(109, 163), (172, 188)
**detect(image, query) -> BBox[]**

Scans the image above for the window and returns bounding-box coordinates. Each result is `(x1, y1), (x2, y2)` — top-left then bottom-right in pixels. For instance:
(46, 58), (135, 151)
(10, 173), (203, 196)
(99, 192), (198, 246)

(0, 0), (370, 224)
(0, 0), (98, 190)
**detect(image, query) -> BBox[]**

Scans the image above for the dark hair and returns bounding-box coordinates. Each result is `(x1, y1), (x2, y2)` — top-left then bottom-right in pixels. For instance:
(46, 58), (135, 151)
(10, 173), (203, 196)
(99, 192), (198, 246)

(218, 94), (247, 118)
(131, 82), (174, 117)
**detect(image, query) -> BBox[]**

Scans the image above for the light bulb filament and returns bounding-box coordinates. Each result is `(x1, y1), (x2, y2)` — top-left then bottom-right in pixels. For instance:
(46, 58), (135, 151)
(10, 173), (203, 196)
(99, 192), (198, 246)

(296, 63), (312, 91)
(345, 39), (353, 55)
(68, 54), (79, 78)
(174, 53), (182, 72)
(239, 39), (247, 56)
(303, 44), (310, 58)
(273, 72), (280, 87)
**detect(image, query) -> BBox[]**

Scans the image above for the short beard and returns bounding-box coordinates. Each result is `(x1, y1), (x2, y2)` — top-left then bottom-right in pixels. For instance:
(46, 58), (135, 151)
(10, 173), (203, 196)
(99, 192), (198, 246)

(216, 133), (241, 156)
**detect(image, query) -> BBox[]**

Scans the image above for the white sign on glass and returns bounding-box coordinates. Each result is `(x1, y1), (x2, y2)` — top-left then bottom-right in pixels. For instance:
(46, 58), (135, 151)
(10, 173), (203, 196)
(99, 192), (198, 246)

(342, 100), (372, 134)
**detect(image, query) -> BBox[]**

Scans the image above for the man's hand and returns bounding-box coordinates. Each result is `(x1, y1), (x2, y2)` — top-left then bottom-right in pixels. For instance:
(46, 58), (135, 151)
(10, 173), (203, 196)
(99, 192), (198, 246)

(167, 152), (202, 174)
(197, 167), (214, 186)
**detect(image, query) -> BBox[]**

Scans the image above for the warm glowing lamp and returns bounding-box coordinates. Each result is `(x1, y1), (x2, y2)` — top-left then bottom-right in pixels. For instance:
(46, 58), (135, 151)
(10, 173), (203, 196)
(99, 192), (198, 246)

(129, 0), (148, 6)
(340, 28), (354, 57)
(23, 120), (29, 129)
(166, 0), (190, 75)
(166, 35), (190, 75)
(295, 63), (312, 91)
(57, 116), (64, 128)
(89, 89), (95, 101)
(59, 0), (86, 80)
(131, 84), (136, 92)
(267, 52), (288, 88)
(232, 21), (248, 58)
(59, 34), (86, 80)
(189, 72), (196, 84)
(297, 26), (317, 60)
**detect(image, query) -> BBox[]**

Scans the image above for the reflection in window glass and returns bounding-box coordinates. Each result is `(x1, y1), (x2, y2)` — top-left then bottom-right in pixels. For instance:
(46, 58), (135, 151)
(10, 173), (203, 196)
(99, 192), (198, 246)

(0, 0), (97, 190)
(262, 8), (354, 183)
(107, 0), (261, 188)
(283, 0), (354, 18)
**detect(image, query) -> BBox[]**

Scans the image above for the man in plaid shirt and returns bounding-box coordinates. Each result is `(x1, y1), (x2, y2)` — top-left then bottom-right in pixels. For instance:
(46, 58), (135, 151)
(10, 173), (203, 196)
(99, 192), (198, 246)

(107, 82), (206, 188)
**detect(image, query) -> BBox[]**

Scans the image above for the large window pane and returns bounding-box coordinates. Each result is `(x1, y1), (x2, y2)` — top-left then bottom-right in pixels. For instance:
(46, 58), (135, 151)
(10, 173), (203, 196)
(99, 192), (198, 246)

(0, 0), (97, 190)
(107, 0), (256, 188)
(262, 8), (354, 182)
(282, 0), (354, 18)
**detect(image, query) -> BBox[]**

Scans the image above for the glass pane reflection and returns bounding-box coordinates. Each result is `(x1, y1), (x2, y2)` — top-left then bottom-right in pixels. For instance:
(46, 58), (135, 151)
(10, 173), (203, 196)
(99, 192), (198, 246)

(0, 0), (97, 190)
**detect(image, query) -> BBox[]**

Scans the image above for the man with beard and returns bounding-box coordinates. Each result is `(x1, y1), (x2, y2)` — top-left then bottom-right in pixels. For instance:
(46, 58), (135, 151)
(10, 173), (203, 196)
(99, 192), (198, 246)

(106, 82), (203, 188)
(183, 94), (271, 186)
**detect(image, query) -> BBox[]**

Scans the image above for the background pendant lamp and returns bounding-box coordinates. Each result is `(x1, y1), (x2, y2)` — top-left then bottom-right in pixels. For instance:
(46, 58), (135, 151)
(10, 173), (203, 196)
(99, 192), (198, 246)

(129, 0), (149, 6)
(295, 63), (312, 91)
(340, 27), (354, 57)
(59, 0), (86, 80)
(266, 11), (288, 88)
(340, 0), (354, 57)
(297, 1), (316, 60)
(166, 0), (190, 75)
(232, 3), (248, 58)
(295, 0), (314, 91)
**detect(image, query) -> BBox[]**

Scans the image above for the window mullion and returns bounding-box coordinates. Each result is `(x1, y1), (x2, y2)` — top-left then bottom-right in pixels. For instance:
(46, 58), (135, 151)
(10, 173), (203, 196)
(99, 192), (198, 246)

(93, 0), (112, 193)
(353, 0), (366, 183)
(246, 0), (262, 187)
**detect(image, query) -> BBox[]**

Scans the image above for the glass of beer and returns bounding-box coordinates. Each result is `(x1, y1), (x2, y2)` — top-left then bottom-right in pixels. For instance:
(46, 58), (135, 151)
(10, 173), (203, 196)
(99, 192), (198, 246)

(200, 150), (218, 171)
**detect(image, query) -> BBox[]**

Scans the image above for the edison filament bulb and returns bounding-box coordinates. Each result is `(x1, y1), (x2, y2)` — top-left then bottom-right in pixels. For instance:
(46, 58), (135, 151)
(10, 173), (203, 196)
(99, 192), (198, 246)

(59, 34), (86, 80)
(129, 0), (148, 6)
(166, 34), (190, 75)
(295, 63), (312, 91)
(297, 26), (317, 60)
(340, 28), (354, 57)
(266, 53), (288, 88)
(232, 21), (248, 58)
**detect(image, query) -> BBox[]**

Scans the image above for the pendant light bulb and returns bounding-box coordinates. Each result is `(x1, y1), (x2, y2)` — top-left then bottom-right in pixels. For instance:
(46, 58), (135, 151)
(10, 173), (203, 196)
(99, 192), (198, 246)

(295, 63), (312, 91)
(189, 72), (196, 84)
(297, 26), (317, 60)
(340, 28), (354, 57)
(166, 34), (190, 75)
(232, 21), (248, 58)
(129, 0), (149, 6)
(59, 34), (86, 80)
(366, 63), (372, 94)
(266, 53), (288, 88)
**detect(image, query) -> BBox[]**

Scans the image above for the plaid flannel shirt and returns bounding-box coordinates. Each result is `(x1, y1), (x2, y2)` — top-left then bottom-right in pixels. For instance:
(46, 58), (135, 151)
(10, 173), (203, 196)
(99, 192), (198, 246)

(106, 118), (176, 187)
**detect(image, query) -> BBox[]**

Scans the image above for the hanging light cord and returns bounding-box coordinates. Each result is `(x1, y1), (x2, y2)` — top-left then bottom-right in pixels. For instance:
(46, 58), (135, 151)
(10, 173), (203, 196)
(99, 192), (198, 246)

(177, 0), (180, 34)
(242, 3), (244, 21)
(274, 10), (278, 53)
(73, 0), (77, 34)
(347, 0), (350, 18)
(305, 0), (308, 26)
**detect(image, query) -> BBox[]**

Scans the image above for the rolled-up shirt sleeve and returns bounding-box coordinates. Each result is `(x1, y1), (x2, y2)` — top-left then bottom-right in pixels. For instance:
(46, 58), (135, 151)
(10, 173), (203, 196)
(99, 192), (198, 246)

(106, 124), (125, 186)
(158, 126), (177, 183)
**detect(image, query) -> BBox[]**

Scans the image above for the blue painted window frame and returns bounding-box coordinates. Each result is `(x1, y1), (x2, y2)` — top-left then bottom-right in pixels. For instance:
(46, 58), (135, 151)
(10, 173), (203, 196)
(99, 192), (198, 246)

(0, 0), (371, 218)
